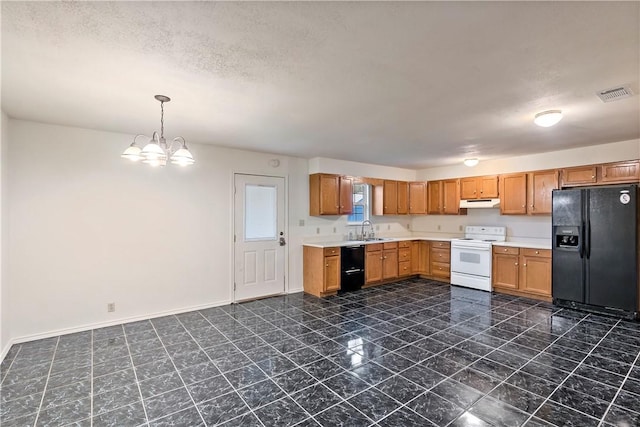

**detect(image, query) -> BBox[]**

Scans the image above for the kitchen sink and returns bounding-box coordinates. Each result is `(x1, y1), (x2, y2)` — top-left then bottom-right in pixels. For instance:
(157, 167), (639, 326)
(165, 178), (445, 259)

(363, 237), (393, 241)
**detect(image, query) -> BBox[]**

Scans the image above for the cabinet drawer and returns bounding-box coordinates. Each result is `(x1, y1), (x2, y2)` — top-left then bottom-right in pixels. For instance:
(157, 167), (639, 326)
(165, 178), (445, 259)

(398, 241), (411, 248)
(493, 246), (520, 256)
(366, 243), (383, 252)
(399, 261), (411, 276)
(431, 262), (450, 278)
(521, 248), (551, 258)
(431, 248), (450, 263)
(383, 242), (398, 250)
(324, 247), (340, 256)
(398, 248), (411, 261)
(431, 241), (451, 249)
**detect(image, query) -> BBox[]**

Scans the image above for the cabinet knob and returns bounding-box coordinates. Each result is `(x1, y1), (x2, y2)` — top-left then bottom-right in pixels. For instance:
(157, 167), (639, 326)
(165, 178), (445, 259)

(504, 249), (508, 252)
(326, 264), (329, 267)
(473, 190), (476, 194)
(515, 262), (518, 266)
(380, 257), (383, 260)
(523, 263), (527, 267)
(480, 191), (483, 193)
(591, 175), (595, 179)
(535, 251), (539, 254)
(522, 205), (525, 208)
(384, 256), (387, 259)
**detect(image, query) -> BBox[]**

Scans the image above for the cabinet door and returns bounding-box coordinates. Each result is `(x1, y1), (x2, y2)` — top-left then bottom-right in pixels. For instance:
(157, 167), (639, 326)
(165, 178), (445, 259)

(365, 250), (383, 283)
(460, 177), (478, 200)
(560, 166), (597, 187)
(339, 176), (354, 214)
(324, 256), (340, 292)
(382, 249), (398, 279)
(319, 174), (340, 215)
(419, 241), (430, 275)
(411, 241), (420, 273)
(492, 253), (519, 290)
(528, 170), (558, 215)
(427, 181), (442, 214)
(397, 181), (409, 215)
(500, 173), (527, 215)
(383, 180), (398, 215)
(479, 175), (499, 198)
(600, 160), (640, 184)
(408, 182), (427, 214)
(442, 179), (461, 215)
(519, 254), (551, 296)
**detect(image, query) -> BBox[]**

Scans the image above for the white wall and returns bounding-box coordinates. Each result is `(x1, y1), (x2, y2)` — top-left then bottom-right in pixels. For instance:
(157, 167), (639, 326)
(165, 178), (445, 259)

(6, 119), (309, 346)
(412, 138), (640, 242)
(1, 112), (9, 355)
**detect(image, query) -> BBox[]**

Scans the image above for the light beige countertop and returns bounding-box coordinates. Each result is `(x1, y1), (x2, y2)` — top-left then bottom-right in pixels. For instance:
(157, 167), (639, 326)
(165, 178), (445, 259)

(303, 236), (551, 250)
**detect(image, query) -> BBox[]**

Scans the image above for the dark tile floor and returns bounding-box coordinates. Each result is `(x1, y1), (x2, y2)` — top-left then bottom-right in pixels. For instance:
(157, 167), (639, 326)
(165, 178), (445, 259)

(1, 278), (640, 427)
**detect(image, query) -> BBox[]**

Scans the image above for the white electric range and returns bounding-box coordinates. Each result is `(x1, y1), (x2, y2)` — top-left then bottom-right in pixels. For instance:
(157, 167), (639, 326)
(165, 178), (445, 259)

(450, 226), (506, 292)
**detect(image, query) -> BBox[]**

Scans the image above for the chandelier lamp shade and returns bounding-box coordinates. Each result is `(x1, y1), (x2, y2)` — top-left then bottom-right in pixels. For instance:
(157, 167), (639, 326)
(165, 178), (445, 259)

(121, 95), (195, 167)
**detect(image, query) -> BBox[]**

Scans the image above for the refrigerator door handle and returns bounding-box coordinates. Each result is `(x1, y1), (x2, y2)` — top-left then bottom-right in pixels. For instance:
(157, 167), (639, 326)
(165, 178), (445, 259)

(585, 220), (591, 259)
(580, 221), (586, 258)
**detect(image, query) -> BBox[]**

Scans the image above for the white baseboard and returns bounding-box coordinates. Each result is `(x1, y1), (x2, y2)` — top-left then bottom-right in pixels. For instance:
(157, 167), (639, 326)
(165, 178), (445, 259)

(288, 287), (304, 293)
(2, 299), (232, 361)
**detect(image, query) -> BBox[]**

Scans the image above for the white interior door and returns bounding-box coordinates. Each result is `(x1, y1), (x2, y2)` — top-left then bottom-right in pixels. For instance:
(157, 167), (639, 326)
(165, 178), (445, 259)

(234, 174), (286, 301)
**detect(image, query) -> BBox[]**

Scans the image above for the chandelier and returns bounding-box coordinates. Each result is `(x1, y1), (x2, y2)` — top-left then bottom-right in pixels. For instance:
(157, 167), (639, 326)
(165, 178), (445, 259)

(121, 95), (195, 167)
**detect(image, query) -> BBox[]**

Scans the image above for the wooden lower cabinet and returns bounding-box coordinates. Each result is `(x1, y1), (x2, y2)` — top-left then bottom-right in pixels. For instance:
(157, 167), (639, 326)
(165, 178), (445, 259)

(303, 246), (341, 297)
(398, 241), (412, 277)
(382, 242), (399, 280)
(492, 246), (551, 300)
(365, 244), (383, 284)
(430, 241), (451, 281)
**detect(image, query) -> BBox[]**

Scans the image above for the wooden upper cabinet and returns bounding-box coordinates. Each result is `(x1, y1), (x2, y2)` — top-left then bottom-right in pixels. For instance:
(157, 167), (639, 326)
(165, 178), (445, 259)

(339, 176), (354, 214)
(309, 174), (352, 216)
(383, 180), (398, 215)
(408, 182), (427, 214)
(527, 169), (558, 215)
(397, 181), (409, 215)
(560, 165), (597, 187)
(442, 179), (462, 215)
(600, 160), (640, 184)
(427, 181), (442, 214)
(460, 176), (499, 200)
(499, 173), (527, 215)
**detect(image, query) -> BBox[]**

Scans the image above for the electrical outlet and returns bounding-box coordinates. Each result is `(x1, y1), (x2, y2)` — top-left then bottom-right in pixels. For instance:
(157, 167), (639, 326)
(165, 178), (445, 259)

(333, 227), (336, 233)
(437, 225), (441, 230)
(299, 219), (305, 227)
(459, 225), (463, 231)
(316, 227), (320, 234)
(376, 225), (380, 231)
(387, 225), (391, 230)
(107, 302), (115, 313)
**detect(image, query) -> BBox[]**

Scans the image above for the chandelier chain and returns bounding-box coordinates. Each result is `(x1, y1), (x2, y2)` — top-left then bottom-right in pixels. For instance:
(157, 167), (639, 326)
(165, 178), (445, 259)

(160, 101), (164, 139)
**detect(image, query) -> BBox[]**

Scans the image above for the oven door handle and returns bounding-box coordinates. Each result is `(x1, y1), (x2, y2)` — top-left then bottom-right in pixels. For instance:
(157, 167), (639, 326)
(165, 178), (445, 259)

(451, 245), (492, 251)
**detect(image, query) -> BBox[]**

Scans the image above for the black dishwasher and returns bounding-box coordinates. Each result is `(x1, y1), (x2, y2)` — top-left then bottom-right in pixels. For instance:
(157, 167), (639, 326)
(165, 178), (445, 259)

(340, 245), (365, 292)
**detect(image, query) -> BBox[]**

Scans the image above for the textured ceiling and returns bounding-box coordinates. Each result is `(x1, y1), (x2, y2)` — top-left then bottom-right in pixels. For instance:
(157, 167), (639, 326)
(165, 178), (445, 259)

(2, 1), (639, 168)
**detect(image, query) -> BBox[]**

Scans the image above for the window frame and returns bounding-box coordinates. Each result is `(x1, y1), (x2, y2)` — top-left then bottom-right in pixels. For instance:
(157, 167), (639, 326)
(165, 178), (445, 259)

(347, 183), (371, 225)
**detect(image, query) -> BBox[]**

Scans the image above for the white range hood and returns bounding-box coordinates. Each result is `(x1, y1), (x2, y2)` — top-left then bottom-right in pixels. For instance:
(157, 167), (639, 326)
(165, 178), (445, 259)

(459, 199), (501, 209)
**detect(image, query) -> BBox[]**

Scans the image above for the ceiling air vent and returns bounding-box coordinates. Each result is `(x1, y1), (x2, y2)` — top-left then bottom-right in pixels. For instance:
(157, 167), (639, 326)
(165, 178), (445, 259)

(597, 86), (634, 103)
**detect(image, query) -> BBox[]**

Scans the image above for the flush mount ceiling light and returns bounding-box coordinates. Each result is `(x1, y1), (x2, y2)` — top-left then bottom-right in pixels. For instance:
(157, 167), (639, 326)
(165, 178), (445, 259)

(463, 158), (479, 167)
(121, 95), (195, 167)
(534, 110), (563, 127)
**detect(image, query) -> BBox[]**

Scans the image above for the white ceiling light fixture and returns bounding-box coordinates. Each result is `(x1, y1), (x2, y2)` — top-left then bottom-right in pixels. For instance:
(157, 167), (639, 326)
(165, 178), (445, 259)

(534, 110), (563, 127)
(463, 158), (479, 167)
(121, 95), (195, 167)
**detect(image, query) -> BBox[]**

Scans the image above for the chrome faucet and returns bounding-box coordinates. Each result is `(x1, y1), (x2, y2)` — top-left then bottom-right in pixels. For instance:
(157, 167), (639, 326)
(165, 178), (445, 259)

(361, 220), (374, 240)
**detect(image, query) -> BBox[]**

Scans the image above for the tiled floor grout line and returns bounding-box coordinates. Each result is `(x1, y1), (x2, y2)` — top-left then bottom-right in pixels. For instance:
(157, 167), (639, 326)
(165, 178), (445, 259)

(220, 302), (402, 426)
(520, 316), (622, 426)
(597, 345), (640, 427)
(146, 318), (209, 426)
(31, 336), (60, 427)
(121, 325), (152, 426)
(90, 331), (94, 427)
(182, 312), (270, 427)
(370, 298), (561, 425)
(0, 345), (22, 384)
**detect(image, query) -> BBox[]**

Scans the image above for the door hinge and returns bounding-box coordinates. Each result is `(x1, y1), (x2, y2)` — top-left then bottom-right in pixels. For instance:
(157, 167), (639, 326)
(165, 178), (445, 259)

(234, 235), (236, 243)
(234, 282), (236, 291)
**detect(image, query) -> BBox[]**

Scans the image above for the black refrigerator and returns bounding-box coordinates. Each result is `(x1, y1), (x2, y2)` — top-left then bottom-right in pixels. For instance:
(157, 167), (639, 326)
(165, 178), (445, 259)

(552, 184), (639, 319)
